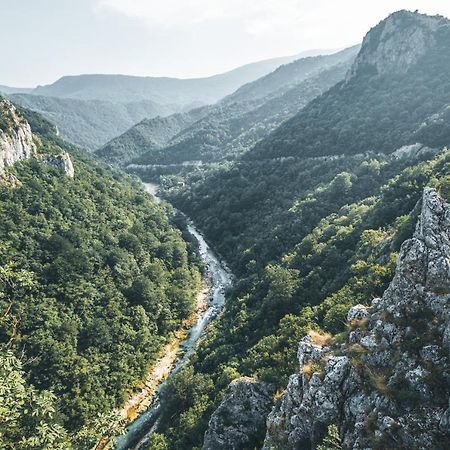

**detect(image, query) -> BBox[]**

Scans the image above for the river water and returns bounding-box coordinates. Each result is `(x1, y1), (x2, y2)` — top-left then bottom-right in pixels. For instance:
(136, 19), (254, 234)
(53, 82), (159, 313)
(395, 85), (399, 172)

(115, 183), (233, 450)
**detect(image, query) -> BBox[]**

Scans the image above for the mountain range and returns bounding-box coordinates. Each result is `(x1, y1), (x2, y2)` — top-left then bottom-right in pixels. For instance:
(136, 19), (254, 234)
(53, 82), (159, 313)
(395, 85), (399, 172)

(1, 50), (334, 152)
(2, 8), (450, 450)
(98, 46), (360, 168)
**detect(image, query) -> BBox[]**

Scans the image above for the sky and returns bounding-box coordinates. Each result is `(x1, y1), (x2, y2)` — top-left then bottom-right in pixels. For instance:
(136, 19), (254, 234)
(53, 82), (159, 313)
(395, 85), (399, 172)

(1, 0), (450, 87)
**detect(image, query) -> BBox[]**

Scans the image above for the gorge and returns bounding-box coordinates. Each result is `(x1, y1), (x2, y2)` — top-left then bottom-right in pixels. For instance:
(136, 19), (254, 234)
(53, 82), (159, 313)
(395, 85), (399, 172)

(1, 7), (450, 450)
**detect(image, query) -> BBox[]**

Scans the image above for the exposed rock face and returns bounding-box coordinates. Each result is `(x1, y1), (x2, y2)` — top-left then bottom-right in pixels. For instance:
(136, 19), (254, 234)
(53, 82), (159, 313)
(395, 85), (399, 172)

(43, 151), (74, 178)
(263, 188), (450, 449)
(392, 143), (438, 160)
(0, 98), (36, 175)
(349, 11), (444, 79)
(202, 377), (275, 450)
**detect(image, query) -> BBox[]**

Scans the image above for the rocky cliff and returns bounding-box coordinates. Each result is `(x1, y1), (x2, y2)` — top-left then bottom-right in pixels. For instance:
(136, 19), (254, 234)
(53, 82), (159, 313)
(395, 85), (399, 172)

(202, 377), (275, 450)
(0, 98), (36, 176)
(349, 10), (445, 79)
(43, 151), (75, 178)
(0, 97), (75, 180)
(262, 188), (450, 449)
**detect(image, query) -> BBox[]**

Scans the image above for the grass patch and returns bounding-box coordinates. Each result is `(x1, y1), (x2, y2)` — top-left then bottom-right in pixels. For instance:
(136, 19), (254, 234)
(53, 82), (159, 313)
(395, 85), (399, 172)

(308, 330), (332, 347)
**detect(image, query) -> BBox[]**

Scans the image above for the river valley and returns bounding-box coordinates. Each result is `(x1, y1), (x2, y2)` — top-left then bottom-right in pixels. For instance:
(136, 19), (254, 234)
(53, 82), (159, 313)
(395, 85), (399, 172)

(114, 183), (233, 450)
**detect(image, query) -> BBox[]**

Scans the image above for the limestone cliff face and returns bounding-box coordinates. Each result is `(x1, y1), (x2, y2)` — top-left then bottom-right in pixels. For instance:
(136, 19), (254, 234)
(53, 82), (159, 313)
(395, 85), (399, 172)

(0, 98), (36, 175)
(262, 188), (450, 449)
(348, 11), (446, 79)
(202, 377), (275, 450)
(0, 97), (75, 180)
(43, 151), (75, 178)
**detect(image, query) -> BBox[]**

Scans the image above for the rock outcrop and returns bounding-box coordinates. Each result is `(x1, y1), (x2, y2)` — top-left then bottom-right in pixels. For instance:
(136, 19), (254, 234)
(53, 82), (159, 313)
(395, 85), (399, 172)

(43, 151), (75, 178)
(349, 10), (445, 79)
(263, 188), (450, 449)
(392, 143), (438, 160)
(0, 98), (36, 176)
(202, 377), (275, 450)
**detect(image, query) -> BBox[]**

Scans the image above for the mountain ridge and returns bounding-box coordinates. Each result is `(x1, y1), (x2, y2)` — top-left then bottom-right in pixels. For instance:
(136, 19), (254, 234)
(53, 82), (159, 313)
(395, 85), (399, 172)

(248, 10), (450, 161)
(30, 50), (335, 106)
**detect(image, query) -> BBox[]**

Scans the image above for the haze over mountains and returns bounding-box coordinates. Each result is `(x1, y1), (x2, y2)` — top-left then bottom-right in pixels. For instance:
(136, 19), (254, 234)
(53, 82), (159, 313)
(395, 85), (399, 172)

(8, 94), (179, 151)
(2, 8), (450, 450)
(98, 46), (360, 167)
(29, 50), (336, 105)
(1, 49), (335, 151)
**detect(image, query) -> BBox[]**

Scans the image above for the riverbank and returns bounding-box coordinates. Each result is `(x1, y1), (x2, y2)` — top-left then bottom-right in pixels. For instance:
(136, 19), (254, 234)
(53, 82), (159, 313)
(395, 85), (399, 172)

(119, 282), (210, 422)
(110, 183), (233, 450)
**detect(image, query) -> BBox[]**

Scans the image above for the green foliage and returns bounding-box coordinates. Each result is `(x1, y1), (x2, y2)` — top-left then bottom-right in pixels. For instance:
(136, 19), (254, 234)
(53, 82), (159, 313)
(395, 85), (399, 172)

(0, 116), (201, 439)
(249, 19), (450, 160)
(130, 55), (355, 168)
(148, 433), (169, 450)
(11, 93), (177, 151)
(156, 149), (450, 449)
(0, 349), (69, 449)
(317, 424), (342, 450)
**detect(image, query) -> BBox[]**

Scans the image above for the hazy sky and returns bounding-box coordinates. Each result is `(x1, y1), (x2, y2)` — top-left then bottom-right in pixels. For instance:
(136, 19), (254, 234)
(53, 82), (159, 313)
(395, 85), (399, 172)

(2, 0), (450, 87)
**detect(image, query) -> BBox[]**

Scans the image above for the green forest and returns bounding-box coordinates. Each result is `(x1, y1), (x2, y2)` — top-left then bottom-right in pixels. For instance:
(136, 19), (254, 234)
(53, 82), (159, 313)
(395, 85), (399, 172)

(249, 17), (450, 160)
(0, 109), (201, 448)
(150, 148), (450, 449)
(2, 8), (450, 450)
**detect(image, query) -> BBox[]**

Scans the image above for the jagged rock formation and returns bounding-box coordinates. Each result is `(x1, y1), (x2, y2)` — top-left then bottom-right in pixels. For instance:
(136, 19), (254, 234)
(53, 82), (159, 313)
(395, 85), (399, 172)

(42, 151), (75, 178)
(0, 98), (36, 176)
(263, 188), (450, 449)
(349, 10), (443, 78)
(202, 377), (275, 450)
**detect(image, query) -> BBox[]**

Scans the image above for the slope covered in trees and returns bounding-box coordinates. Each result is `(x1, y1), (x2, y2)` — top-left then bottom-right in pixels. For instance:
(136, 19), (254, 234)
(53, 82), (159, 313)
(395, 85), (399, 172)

(111, 47), (358, 170)
(0, 103), (201, 447)
(96, 105), (212, 166)
(9, 93), (178, 151)
(248, 11), (450, 160)
(156, 146), (450, 450)
(144, 10), (450, 449)
(133, 60), (355, 166)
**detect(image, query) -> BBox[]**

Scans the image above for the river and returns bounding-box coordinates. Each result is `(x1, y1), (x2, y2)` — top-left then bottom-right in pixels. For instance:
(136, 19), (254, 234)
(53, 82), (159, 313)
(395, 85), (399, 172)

(114, 183), (233, 450)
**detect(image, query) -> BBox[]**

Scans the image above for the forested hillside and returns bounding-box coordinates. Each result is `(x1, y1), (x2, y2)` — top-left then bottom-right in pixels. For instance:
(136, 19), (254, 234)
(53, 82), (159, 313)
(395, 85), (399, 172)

(96, 105), (212, 166)
(9, 93), (177, 151)
(103, 47), (358, 170)
(145, 10), (450, 450)
(132, 58), (355, 166)
(156, 143), (450, 450)
(0, 101), (201, 448)
(249, 11), (450, 160)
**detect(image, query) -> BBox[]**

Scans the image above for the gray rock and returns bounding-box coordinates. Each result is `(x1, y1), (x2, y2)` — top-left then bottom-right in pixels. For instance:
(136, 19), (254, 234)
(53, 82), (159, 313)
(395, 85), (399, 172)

(263, 188), (450, 449)
(348, 11), (441, 79)
(202, 377), (275, 450)
(347, 304), (369, 322)
(42, 151), (75, 178)
(0, 98), (36, 176)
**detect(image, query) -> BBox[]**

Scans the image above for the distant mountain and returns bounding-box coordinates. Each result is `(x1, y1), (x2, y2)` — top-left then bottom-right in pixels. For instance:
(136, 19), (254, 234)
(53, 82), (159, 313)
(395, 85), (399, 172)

(9, 93), (177, 151)
(0, 84), (33, 95)
(124, 47), (359, 167)
(30, 50), (334, 106)
(248, 10), (450, 160)
(222, 45), (360, 105)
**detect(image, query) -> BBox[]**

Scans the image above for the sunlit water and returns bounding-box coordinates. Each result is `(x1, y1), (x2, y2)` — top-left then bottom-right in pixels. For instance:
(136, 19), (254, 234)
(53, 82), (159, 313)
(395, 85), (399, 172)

(115, 183), (232, 450)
